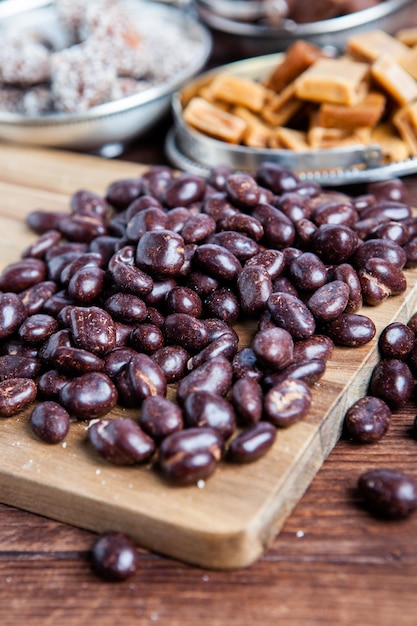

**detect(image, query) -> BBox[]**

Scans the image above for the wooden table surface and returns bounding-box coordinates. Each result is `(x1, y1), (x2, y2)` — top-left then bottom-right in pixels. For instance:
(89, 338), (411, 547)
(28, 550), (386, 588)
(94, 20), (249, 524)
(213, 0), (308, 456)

(3, 26), (417, 626)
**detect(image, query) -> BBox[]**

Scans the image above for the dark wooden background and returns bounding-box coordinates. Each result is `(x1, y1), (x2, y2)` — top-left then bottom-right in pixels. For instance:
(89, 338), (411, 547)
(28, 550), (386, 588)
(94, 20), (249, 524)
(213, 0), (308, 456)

(2, 16), (417, 626)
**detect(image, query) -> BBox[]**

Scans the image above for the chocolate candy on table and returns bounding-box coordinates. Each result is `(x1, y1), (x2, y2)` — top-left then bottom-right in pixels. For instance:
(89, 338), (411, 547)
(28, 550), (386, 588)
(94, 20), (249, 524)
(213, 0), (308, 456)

(357, 469), (417, 519)
(91, 531), (138, 581)
(1, 161), (415, 488)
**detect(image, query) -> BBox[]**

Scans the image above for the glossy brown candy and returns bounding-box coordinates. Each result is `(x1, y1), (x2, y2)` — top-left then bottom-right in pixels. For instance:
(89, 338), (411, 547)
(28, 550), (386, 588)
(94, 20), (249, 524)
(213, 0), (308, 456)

(158, 427), (223, 485)
(193, 243), (241, 281)
(378, 322), (415, 359)
(59, 213), (107, 243)
(208, 231), (259, 263)
(183, 390), (236, 440)
(256, 162), (299, 194)
(151, 346), (189, 383)
(69, 306), (117, 357)
(29, 401), (70, 443)
(344, 396), (391, 443)
(332, 263), (363, 313)
(359, 200), (411, 223)
(116, 353), (167, 407)
(18, 313), (58, 343)
(0, 355), (41, 381)
(232, 348), (263, 382)
(38, 329), (73, 364)
(26, 209), (66, 234)
(292, 335), (334, 363)
(187, 331), (239, 370)
(139, 396), (184, 442)
(50, 346), (104, 376)
(0, 378), (37, 417)
(263, 358), (326, 388)
(264, 378), (312, 427)
(225, 172), (261, 208)
(163, 313), (209, 352)
(312, 199), (358, 227)
(176, 356), (233, 405)
(311, 224), (358, 264)
(322, 313), (376, 347)
(88, 417), (155, 465)
(126, 207), (168, 241)
(218, 213), (264, 241)
(67, 266), (106, 304)
(367, 178), (408, 203)
(164, 172), (206, 208)
(252, 327), (294, 370)
(0, 258), (46, 292)
(59, 372), (118, 420)
(288, 252), (327, 292)
(204, 288), (240, 324)
(368, 358), (414, 409)
(245, 249), (284, 278)
(70, 189), (109, 219)
(91, 531), (139, 581)
(252, 203), (295, 250)
(105, 177), (143, 210)
(18, 281), (57, 315)
(180, 213), (216, 244)
(107, 259), (153, 298)
(165, 286), (203, 318)
(22, 229), (61, 260)
(103, 347), (137, 379)
(135, 229), (185, 277)
(227, 422), (277, 464)
(268, 292), (316, 340)
(237, 265), (273, 317)
(130, 324), (164, 354)
(60, 252), (104, 286)
(358, 258), (407, 306)
(104, 293), (147, 324)
(357, 469), (417, 519)
(0, 292), (28, 339)
(231, 378), (263, 425)
(352, 239), (407, 270)
(37, 369), (70, 400)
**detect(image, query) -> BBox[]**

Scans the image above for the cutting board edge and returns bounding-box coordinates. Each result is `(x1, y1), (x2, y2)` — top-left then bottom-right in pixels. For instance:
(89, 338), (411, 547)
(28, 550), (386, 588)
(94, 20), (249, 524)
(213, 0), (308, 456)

(0, 425), (325, 570)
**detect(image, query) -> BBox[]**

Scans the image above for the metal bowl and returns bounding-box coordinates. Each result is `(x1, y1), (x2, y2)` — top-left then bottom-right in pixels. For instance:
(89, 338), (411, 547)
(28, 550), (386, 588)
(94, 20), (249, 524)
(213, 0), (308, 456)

(0, 1), (212, 155)
(196, 0), (417, 59)
(167, 52), (417, 186)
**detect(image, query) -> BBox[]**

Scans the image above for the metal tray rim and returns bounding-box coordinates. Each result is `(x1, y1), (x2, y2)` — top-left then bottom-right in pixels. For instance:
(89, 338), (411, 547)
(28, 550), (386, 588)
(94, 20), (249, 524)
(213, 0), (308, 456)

(196, 0), (414, 38)
(169, 50), (417, 183)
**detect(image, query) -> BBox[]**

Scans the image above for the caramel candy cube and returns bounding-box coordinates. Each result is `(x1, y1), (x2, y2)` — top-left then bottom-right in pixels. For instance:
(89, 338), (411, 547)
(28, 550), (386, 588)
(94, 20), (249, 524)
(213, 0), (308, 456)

(182, 97), (246, 144)
(209, 73), (266, 113)
(395, 27), (417, 48)
(268, 127), (309, 151)
(399, 45), (417, 82)
(264, 40), (324, 93)
(308, 122), (372, 150)
(261, 82), (303, 127)
(371, 122), (410, 163)
(347, 29), (410, 63)
(295, 57), (370, 106)
(318, 91), (386, 130)
(393, 102), (417, 156)
(231, 106), (271, 148)
(372, 55), (417, 106)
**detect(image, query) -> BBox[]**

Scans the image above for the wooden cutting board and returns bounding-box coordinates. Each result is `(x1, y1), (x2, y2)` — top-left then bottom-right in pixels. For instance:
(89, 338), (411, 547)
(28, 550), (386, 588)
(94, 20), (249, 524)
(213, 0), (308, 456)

(0, 144), (417, 570)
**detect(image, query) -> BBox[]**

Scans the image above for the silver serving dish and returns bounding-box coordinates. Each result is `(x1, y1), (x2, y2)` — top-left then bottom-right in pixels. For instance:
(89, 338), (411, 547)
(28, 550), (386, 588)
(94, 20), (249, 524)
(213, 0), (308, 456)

(167, 53), (417, 186)
(196, 0), (417, 58)
(0, 1), (212, 155)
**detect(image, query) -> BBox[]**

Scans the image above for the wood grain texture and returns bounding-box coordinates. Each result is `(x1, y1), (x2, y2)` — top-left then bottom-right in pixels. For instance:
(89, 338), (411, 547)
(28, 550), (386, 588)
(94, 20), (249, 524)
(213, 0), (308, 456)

(0, 145), (417, 575)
